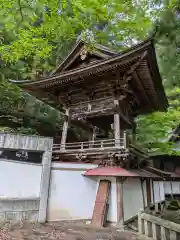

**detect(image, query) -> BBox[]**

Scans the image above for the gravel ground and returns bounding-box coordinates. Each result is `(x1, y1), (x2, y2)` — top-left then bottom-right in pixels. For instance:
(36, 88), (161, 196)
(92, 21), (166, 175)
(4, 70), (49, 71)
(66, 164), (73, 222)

(0, 221), (141, 240)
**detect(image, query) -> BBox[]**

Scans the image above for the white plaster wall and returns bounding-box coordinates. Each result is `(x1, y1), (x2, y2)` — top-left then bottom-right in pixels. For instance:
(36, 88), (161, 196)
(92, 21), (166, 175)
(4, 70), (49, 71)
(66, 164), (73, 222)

(0, 160), (42, 198)
(164, 181), (180, 194)
(97, 177), (117, 223)
(47, 163), (98, 221)
(152, 181), (165, 202)
(123, 178), (144, 221)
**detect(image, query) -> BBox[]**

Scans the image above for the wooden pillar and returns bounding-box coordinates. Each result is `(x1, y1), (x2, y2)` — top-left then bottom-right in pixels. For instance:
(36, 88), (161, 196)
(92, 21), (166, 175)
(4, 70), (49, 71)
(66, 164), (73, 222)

(123, 131), (127, 148)
(60, 108), (69, 151)
(132, 122), (136, 143)
(140, 178), (145, 209)
(146, 178), (151, 207)
(170, 181), (173, 199)
(89, 127), (96, 148)
(116, 177), (125, 228)
(114, 100), (121, 148)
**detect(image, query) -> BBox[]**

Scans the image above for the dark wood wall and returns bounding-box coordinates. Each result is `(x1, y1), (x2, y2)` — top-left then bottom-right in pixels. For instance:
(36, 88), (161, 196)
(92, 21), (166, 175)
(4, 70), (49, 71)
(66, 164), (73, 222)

(153, 155), (180, 172)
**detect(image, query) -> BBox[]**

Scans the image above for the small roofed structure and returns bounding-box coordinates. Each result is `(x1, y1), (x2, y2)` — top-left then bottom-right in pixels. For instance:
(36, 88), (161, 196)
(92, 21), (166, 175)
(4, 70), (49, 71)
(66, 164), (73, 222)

(11, 37), (169, 227)
(83, 166), (160, 178)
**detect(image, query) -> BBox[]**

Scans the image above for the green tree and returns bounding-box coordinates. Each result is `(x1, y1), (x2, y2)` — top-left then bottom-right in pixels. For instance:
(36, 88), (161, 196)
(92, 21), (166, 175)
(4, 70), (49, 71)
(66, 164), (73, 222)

(0, 0), (179, 154)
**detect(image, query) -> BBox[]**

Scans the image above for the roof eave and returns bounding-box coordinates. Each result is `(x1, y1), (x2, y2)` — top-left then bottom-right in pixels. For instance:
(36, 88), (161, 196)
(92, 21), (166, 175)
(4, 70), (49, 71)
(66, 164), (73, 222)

(10, 39), (153, 88)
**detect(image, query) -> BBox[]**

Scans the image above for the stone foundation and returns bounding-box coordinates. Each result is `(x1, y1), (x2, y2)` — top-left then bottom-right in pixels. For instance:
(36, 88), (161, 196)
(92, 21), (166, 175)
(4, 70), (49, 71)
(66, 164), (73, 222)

(0, 198), (39, 222)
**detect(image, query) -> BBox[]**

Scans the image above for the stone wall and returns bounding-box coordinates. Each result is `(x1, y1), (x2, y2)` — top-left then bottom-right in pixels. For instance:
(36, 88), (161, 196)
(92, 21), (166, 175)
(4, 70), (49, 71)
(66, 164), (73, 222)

(0, 198), (40, 222)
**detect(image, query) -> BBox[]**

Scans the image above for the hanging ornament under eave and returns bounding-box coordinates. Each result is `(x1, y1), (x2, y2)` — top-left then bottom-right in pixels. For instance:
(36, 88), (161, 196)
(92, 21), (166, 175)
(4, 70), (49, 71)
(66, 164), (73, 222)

(80, 46), (88, 60)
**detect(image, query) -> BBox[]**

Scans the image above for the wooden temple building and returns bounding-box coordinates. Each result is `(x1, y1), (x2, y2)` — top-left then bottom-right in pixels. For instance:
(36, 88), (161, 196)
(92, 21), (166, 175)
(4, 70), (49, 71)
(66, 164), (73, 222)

(11, 37), (180, 227)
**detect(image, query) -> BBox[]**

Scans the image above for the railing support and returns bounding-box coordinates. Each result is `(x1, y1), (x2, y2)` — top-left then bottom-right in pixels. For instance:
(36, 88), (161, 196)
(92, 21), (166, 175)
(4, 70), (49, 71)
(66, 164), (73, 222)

(138, 211), (180, 240)
(60, 108), (69, 151)
(123, 131), (127, 148)
(114, 100), (121, 148)
(53, 138), (125, 152)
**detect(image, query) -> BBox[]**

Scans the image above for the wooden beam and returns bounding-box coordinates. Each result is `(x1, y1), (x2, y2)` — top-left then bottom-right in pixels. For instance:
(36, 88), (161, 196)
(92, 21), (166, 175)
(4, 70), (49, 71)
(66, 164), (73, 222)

(132, 71), (153, 109)
(114, 100), (121, 148)
(132, 121), (136, 142)
(91, 180), (111, 227)
(116, 177), (126, 228)
(115, 103), (133, 126)
(71, 103), (133, 127)
(146, 178), (152, 207)
(125, 51), (147, 77)
(71, 106), (114, 120)
(60, 108), (69, 151)
(58, 79), (129, 100)
(140, 178), (146, 209)
(70, 119), (93, 132)
(62, 50), (82, 71)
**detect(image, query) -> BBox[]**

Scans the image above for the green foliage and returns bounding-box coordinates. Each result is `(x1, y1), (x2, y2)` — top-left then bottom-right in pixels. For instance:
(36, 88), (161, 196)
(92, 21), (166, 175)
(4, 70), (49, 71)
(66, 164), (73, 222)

(0, 0), (179, 153)
(135, 2), (180, 154)
(0, 0), (155, 136)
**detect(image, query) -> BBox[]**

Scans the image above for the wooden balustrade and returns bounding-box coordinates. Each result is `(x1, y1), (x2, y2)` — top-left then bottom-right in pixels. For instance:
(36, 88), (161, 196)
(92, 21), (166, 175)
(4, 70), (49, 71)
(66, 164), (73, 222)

(138, 210), (180, 240)
(53, 138), (126, 153)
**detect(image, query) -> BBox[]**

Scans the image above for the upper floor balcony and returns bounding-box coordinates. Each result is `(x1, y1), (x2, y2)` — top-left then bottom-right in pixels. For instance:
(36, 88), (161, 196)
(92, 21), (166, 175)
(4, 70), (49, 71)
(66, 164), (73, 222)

(53, 137), (127, 155)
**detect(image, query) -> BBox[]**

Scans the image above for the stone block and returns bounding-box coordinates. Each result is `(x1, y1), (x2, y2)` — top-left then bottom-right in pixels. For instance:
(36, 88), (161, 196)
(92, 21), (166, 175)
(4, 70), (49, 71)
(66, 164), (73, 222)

(22, 211), (38, 222)
(28, 211), (38, 222)
(0, 199), (40, 212)
(5, 212), (18, 221)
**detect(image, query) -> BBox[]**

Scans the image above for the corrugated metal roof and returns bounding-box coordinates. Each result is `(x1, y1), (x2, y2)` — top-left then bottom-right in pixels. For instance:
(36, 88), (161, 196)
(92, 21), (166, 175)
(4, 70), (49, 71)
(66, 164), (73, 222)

(83, 167), (159, 178)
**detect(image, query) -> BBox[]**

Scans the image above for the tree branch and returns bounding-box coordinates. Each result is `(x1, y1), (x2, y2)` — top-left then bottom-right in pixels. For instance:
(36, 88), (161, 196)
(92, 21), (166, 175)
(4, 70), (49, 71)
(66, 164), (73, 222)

(17, 0), (24, 21)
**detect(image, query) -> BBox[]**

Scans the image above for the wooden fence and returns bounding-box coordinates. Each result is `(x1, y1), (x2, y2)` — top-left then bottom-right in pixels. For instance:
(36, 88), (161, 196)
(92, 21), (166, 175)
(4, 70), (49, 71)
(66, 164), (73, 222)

(53, 138), (126, 153)
(138, 211), (180, 240)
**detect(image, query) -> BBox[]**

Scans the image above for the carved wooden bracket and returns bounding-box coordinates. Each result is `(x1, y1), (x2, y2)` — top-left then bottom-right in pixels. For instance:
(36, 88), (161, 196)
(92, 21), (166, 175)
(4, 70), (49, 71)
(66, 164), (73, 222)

(75, 153), (87, 162)
(80, 46), (88, 60)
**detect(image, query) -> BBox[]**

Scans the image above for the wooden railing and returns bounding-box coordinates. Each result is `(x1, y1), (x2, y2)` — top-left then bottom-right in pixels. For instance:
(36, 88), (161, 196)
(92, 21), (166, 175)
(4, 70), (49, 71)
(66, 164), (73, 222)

(138, 210), (180, 240)
(53, 138), (126, 153)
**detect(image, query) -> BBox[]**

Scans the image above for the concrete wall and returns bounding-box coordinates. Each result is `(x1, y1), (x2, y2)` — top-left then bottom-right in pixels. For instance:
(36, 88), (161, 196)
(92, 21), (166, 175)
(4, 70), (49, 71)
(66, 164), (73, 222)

(0, 160), (42, 198)
(0, 198), (39, 222)
(123, 178), (144, 221)
(48, 163), (118, 223)
(47, 163), (98, 221)
(0, 133), (53, 223)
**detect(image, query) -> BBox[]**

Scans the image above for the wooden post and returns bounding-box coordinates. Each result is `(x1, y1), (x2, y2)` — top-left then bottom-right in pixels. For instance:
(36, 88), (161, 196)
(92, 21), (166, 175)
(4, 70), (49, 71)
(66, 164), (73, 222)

(60, 108), (69, 151)
(123, 131), (127, 148)
(89, 127), (96, 148)
(116, 177), (125, 229)
(152, 180), (155, 205)
(138, 209), (144, 234)
(132, 122), (136, 143)
(114, 100), (121, 148)
(146, 178), (151, 207)
(152, 223), (158, 240)
(140, 178), (145, 209)
(170, 181), (173, 199)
